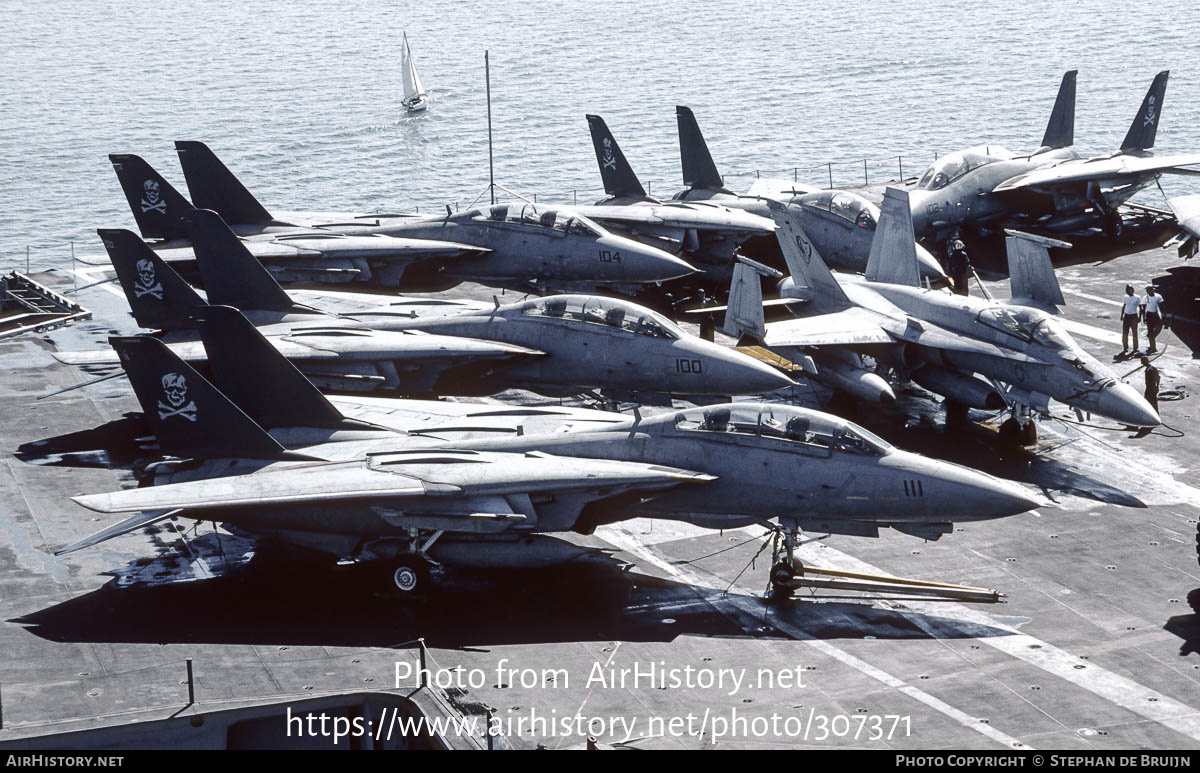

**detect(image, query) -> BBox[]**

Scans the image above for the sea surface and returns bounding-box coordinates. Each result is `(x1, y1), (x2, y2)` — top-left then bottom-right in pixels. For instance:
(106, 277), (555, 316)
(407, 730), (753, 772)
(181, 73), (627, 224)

(2, 0), (1199, 271)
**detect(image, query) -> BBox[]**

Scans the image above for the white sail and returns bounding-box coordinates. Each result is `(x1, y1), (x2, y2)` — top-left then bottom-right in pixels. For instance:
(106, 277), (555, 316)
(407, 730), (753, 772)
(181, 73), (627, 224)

(402, 33), (427, 107)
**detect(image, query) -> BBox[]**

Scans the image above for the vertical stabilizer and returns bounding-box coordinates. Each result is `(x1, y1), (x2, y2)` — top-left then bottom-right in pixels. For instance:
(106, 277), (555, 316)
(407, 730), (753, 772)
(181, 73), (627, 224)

(193, 305), (347, 429)
(186, 209), (295, 311)
(100, 228), (205, 330)
(175, 141), (274, 226)
(1121, 71), (1168, 152)
(676, 106), (728, 192)
(110, 335), (290, 460)
(108, 154), (195, 240)
(1004, 230), (1067, 312)
(769, 201), (850, 307)
(865, 188), (921, 287)
(721, 261), (766, 340)
(586, 114), (647, 199)
(1040, 70), (1077, 150)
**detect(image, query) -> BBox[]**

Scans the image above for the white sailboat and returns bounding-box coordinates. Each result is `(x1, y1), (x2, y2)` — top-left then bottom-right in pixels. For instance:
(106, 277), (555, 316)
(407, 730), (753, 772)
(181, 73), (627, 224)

(401, 32), (429, 113)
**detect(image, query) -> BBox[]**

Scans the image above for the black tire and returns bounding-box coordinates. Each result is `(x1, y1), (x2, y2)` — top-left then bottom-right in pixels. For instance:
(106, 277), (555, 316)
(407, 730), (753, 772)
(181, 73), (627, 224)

(1020, 420), (1038, 447)
(387, 557), (431, 598)
(770, 561), (797, 591)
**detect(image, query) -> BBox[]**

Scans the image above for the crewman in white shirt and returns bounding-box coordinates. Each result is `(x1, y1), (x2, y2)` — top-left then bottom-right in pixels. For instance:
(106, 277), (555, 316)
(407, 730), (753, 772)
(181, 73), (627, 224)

(1143, 285), (1165, 353)
(1120, 284), (1143, 355)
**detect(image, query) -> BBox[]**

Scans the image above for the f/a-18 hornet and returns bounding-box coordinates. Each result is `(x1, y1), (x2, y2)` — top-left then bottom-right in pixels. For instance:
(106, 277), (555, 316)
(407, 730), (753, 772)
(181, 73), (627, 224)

(722, 191), (1161, 439)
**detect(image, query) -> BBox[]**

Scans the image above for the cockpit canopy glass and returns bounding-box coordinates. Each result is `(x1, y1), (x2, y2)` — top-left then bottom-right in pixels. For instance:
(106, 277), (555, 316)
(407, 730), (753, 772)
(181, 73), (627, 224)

(800, 190), (877, 229)
(480, 203), (603, 236)
(670, 404), (891, 456)
(976, 306), (1073, 350)
(916, 145), (1014, 191)
(520, 295), (683, 339)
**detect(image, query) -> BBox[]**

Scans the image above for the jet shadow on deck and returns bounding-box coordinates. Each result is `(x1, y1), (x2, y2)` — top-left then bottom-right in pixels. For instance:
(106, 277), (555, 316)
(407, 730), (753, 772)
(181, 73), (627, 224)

(1153, 265), (1200, 356)
(14, 534), (1015, 649)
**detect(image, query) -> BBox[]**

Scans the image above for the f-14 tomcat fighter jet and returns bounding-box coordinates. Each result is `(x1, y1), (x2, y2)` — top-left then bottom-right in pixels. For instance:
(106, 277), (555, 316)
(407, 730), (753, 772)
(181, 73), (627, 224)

(62, 211), (789, 401)
(576, 115), (777, 271)
(63, 314), (1039, 596)
(723, 193), (1161, 439)
(670, 105), (946, 280)
(904, 71), (1200, 266)
(108, 144), (695, 292)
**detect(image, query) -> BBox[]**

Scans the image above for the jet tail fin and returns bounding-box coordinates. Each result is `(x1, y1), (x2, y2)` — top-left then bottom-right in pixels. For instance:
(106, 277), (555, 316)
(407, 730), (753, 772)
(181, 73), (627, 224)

(186, 209), (295, 311)
(194, 305), (347, 430)
(1040, 70), (1077, 150)
(586, 115), (647, 199)
(1121, 70), (1168, 152)
(769, 200), (850, 308)
(865, 188), (922, 287)
(676, 106), (727, 192)
(1004, 230), (1067, 312)
(721, 260), (767, 340)
(175, 141), (274, 226)
(108, 154), (195, 240)
(99, 228), (206, 331)
(110, 335), (295, 460)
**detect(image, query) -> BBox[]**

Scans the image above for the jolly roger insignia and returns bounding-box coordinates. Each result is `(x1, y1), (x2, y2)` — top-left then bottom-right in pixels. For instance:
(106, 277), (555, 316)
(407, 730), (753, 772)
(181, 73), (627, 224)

(133, 258), (163, 300)
(1144, 95), (1157, 127)
(602, 137), (617, 170)
(140, 179), (166, 214)
(158, 373), (198, 422)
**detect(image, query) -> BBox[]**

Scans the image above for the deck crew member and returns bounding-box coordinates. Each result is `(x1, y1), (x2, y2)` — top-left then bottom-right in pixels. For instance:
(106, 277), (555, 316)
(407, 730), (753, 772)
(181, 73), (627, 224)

(1143, 285), (1165, 353)
(1141, 356), (1160, 412)
(1120, 285), (1143, 355)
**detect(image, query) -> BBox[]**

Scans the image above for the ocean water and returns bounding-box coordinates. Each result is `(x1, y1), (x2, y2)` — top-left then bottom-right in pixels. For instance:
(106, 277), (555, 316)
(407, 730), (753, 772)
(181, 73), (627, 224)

(2, 0), (1199, 271)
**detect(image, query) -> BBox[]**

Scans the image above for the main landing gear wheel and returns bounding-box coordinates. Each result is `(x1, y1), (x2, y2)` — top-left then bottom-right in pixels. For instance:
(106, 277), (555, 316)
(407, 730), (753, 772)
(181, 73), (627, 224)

(387, 557), (431, 599)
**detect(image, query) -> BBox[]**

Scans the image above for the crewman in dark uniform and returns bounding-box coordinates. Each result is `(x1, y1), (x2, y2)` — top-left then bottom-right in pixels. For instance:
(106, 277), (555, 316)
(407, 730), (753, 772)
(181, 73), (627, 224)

(1141, 356), (1160, 412)
(946, 238), (970, 296)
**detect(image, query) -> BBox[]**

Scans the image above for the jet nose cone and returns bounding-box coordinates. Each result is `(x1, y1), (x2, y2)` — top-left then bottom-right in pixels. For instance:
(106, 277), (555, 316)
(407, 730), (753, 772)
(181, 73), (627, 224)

(896, 452), (1042, 520)
(715, 348), (796, 394)
(610, 237), (697, 281)
(1096, 381), (1161, 428)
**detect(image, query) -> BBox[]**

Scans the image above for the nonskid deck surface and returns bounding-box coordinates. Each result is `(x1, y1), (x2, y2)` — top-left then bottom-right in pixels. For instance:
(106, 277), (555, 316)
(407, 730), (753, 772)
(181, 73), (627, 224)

(0, 248), (1197, 750)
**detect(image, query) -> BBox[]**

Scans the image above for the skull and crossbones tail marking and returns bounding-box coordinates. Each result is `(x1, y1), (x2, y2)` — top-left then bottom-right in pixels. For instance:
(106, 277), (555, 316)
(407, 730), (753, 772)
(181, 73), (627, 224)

(158, 373), (198, 421)
(140, 179), (166, 214)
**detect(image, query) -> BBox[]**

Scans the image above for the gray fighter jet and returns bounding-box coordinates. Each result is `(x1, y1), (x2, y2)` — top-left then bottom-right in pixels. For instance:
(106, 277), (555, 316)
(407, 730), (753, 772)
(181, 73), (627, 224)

(63, 328), (1039, 595)
(59, 222), (539, 396)
(905, 71), (1200, 265)
(722, 192), (1161, 437)
(109, 146), (695, 292)
(671, 105), (945, 280)
(68, 212), (788, 401)
(577, 115), (777, 274)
